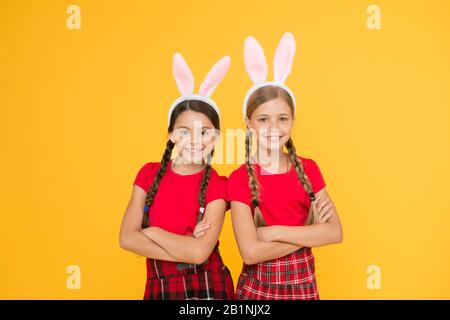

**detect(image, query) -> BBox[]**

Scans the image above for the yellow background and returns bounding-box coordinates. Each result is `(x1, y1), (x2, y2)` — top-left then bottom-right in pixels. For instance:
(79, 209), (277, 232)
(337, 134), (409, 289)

(1, 0), (449, 299)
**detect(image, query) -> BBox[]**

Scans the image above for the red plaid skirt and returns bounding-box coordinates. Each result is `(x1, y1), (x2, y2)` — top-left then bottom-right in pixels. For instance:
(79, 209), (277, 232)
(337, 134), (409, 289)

(144, 246), (235, 300)
(235, 247), (319, 300)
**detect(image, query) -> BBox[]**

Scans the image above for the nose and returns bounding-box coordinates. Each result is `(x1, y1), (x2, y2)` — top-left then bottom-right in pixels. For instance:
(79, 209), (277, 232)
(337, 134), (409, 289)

(189, 135), (203, 148)
(267, 125), (280, 136)
(268, 118), (280, 131)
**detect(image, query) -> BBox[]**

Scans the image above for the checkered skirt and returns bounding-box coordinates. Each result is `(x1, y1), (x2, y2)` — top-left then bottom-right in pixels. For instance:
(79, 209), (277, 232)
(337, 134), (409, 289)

(144, 246), (235, 300)
(235, 247), (319, 300)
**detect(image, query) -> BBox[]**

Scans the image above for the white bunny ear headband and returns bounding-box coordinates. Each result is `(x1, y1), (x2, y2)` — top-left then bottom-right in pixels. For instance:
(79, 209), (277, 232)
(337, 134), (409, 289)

(243, 32), (297, 119)
(167, 53), (231, 126)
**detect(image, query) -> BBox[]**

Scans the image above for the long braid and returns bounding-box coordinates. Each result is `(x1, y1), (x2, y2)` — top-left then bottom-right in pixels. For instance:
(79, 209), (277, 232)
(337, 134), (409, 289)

(196, 151), (213, 223)
(285, 137), (318, 225)
(141, 139), (175, 228)
(245, 129), (266, 227)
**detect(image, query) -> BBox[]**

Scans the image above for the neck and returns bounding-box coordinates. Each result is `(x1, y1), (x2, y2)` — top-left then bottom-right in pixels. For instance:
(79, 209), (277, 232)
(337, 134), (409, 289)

(171, 157), (206, 174)
(256, 147), (290, 173)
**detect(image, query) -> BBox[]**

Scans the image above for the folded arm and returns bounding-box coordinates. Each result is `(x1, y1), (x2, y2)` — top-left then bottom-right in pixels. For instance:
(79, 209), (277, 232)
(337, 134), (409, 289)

(231, 201), (301, 265)
(141, 199), (227, 265)
(257, 188), (343, 247)
(119, 185), (178, 262)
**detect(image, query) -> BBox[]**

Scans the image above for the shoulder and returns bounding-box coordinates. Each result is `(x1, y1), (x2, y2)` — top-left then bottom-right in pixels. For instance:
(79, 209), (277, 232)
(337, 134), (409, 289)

(137, 162), (161, 176)
(204, 167), (228, 204)
(133, 161), (161, 192)
(228, 164), (248, 182)
(297, 155), (326, 192)
(208, 167), (228, 187)
(298, 156), (320, 168)
(227, 164), (251, 205)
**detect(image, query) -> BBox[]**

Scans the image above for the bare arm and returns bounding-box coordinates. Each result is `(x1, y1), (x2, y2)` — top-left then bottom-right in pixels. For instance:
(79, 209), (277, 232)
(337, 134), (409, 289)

(119, 185), (178, 261)
(257, 188), (343, 247)
(231, 201), (301, 265)
(141, 199), (227, 265)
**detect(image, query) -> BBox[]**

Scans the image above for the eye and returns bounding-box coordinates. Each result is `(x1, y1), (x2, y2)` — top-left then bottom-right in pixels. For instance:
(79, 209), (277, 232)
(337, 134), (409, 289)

(203, 129), (218, 139)
(280, 117), (289, 121)
(258, 118), (268, 123)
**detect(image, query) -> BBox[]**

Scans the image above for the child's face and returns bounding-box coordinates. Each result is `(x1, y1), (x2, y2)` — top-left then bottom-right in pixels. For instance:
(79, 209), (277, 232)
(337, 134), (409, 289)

(169, 110), (218, 164)
(246, 97), (294, 152)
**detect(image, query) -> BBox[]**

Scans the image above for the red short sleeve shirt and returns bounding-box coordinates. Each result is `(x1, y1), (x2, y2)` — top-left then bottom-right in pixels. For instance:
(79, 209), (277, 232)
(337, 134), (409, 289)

(228, 156), (326, 226)
(133, 160), (228, 236)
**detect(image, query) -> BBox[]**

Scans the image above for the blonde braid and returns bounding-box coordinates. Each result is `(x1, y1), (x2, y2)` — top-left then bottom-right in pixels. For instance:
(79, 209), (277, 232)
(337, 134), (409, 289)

(285, 138), (318, 225)
(245, 129), (266, 227)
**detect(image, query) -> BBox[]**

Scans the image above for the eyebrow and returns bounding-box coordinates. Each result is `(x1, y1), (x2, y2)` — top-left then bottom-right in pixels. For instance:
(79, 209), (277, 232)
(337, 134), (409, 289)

(256, 114), (291, 117)
(175, 125), (213, 130)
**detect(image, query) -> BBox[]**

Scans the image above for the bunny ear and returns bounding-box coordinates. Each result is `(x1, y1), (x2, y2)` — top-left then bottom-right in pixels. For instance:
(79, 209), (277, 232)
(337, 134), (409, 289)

(173, 53), (194, 96)
(199, 56), (231, 97)
(244, 36), (268, 83)
(273, 32), (296, 83)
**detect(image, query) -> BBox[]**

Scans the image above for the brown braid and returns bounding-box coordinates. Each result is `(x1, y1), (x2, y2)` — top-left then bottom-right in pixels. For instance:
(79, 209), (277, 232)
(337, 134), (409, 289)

(141, 139), (175, 228)
(245, 129), (266, 227)
(285, 138), (318, 225)
(196, 151), (214, 223)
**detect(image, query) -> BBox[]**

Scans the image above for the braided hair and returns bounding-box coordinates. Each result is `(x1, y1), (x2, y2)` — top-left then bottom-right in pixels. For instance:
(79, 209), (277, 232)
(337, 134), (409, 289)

(285, 137), (318, 225)
(196, 152), (213, 224)
(141, 100), (219, 229)
(245, 128), (266, 227)
(245, 85), (318, 226)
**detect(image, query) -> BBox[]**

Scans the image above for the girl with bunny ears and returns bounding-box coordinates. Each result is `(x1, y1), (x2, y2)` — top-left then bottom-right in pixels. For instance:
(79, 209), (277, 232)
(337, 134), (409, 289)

(120, 53), (234, 300)
(228, 32), (343, 300)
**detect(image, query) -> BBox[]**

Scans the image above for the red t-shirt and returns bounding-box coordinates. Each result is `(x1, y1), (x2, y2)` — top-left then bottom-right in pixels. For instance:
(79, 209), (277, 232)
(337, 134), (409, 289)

(228, 156), (326, 226)
(133, 160), (228, 238)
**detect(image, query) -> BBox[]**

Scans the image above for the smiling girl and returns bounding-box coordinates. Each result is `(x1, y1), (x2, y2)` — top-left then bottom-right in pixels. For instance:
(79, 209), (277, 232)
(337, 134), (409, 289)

(120, 53), (234, 300)
(229, 33), (343, 300)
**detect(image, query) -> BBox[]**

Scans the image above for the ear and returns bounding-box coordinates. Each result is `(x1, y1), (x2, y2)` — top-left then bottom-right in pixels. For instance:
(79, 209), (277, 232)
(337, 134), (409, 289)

(168, 132), (177, 144)
(173, 53), (195, 96)
(199, 56), (231, 97)
(273, 32), (296, 83)
(244, 36), (268, 83)
(245, 117), (251, 129)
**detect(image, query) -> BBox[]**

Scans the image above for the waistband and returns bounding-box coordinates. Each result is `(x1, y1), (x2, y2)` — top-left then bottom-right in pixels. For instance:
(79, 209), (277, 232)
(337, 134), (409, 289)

(146, 246), (226, 279)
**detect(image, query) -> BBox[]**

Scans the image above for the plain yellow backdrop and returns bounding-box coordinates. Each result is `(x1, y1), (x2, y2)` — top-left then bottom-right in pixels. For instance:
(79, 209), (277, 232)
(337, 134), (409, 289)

(1, 0), (449, 299)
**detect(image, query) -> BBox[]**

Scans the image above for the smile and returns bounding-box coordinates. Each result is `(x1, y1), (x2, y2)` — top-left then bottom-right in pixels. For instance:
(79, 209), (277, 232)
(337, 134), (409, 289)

(184, 148), (203, 153)
(264, 136), (283, 140)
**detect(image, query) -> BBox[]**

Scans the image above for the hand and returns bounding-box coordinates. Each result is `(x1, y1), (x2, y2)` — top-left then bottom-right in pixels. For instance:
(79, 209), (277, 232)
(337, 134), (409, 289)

(315, 197), (334, 224)
(192, 219), (211, 238)
(256, 226), (276, 242)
